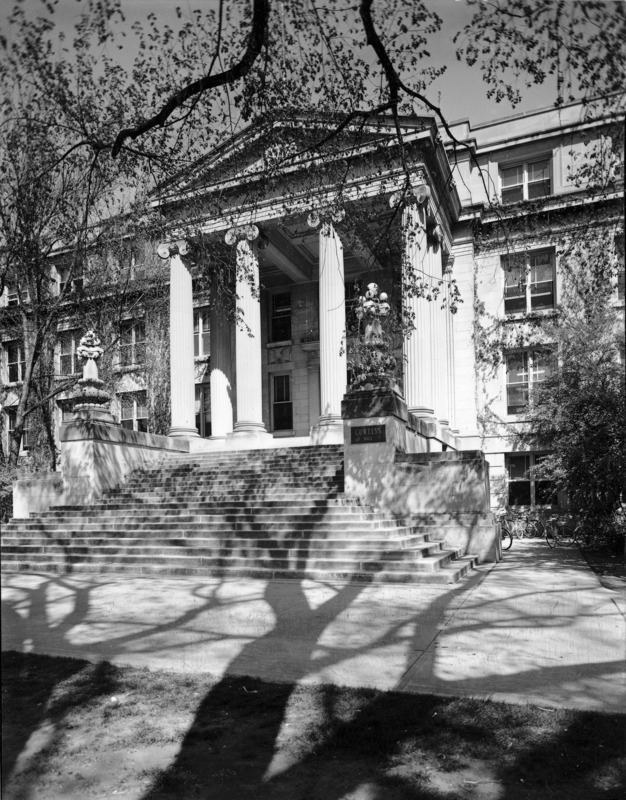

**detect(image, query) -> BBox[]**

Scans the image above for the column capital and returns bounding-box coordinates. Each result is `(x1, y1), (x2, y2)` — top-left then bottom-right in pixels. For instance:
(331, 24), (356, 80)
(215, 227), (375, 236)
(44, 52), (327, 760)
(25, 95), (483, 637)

(156, 239), (191, 259)
(224, 224), (260, 245)
(306, 205), (345, 229)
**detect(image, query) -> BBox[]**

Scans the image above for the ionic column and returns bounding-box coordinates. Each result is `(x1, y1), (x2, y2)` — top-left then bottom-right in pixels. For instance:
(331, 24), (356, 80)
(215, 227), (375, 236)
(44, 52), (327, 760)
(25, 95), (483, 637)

(313, 222), (347, 440)
(232, 237), (269, 437)
(444, 261), (457, 432)
(429, 239), (450, 427)
(402, 203), (435, 417)
(167, 248), (199, 438)
(209, 275), (234, 439)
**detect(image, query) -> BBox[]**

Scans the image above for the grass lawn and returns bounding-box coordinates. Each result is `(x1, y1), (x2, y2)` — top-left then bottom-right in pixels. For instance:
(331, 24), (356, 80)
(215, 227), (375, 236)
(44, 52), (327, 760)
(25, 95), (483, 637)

(2, 651), (624, 800)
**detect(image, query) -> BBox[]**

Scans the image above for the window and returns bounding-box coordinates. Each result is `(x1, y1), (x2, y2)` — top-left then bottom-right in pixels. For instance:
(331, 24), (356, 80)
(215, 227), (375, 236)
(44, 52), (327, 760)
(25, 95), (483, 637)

(5, 341), (25, 383)
(506, 453), (555, 506)
(5, 407), (29, 451)
(270, 293), (291, 342)
(501, 158), (551, 203)
(58, 265), (83, 295)
(272, 374), (293, 431)
(195, 384), (212, 438)
(502, 249), (555, 314)
(6, 282), (19, 307)
(59, 330), (80, 376)
(505, 350), (554, 415)
(119, 321), (145, 367)
(58, 399), (74, 423)
(119, 391), (148, 432)
(194, 309), (210, 357)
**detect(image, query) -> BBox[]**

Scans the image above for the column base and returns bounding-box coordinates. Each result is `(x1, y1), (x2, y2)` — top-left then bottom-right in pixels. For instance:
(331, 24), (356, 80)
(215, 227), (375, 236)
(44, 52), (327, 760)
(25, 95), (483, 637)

(168, 426), (201, 439)
(230, 421), (271, 438)
(408, 406), (435, 419)
(311, 416), (344, 445)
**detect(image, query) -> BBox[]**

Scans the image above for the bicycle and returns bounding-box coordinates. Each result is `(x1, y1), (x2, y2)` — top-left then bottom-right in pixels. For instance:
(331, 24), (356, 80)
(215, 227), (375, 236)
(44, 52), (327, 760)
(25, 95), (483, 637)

(503, 509), (526, 539)
(495, 511), (513, 550)
(544, 516), (582, 548)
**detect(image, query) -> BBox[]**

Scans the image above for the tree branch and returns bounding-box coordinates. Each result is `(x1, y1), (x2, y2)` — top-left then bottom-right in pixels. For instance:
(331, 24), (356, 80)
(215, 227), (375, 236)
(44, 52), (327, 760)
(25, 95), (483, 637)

(111, 0), (270, 156)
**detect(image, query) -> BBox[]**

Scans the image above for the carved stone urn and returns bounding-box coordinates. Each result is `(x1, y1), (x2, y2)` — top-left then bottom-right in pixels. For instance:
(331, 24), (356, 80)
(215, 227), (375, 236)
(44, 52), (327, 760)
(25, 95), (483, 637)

(70, 330), (116, 424)
(350, 283), (398, 392)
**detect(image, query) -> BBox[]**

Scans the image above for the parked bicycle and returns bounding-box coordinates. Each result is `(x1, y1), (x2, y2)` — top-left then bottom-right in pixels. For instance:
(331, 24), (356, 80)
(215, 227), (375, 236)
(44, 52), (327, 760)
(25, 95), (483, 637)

(544, 516), (582, 548)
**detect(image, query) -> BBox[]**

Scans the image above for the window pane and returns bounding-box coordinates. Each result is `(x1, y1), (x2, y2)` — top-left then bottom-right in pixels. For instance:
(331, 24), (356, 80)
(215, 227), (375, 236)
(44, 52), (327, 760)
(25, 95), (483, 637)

(507, 385), (528, 414)
(501, 165), (523, 188)
(271, 293), (291, 341)
(273, 403), (293, 430)
(274, 375), (290, 403)
(121, 396), (133, 419)
(502, 186), (524, 203)
(509, 481), (531, 506)
(508, 454), (530, 481)
(528, 160), (551, 198)
(506, 353), (528, 383)
(535, 481), (555, 505)
(136, 392), (147, 419)
(532, 351), (553, 383)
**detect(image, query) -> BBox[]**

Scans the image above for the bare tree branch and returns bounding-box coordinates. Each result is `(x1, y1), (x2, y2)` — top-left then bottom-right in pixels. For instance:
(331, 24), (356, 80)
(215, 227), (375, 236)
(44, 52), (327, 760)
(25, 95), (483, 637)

(111, 0), (270, 156)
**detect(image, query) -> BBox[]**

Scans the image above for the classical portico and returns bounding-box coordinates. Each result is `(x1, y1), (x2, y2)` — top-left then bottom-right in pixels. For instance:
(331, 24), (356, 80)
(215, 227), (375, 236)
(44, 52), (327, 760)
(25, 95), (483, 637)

(158, 115), (461, 451)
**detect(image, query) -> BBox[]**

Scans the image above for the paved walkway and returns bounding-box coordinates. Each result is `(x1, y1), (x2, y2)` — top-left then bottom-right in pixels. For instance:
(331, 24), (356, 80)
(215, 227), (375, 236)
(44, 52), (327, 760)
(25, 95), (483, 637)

(2, 541), (625, 713)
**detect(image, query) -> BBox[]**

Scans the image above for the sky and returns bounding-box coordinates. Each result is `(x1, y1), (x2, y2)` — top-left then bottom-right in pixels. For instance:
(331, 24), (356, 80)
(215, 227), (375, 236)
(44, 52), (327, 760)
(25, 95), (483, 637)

(0, 0), (578, 127)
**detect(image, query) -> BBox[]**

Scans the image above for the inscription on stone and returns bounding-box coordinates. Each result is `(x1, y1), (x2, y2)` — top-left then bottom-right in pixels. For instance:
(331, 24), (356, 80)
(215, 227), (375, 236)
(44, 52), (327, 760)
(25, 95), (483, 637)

(351, 425), (386, 444)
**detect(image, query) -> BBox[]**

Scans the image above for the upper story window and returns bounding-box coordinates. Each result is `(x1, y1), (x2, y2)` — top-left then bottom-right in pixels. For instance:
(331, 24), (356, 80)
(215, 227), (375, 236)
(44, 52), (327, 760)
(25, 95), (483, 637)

(502, 249), (555, 314)
(5, 407), (30, 452)
(58, 265), (83, 295)
(5, 341), (25, 383)
(506, 453), (555, 506)
(59, 330), (81, 376)
(194, 309), (210, 358)
(506, 349), (554, 415)
(119, 320), (145, 368)
(501, 158), (551, 204)
(5, 282), (19, 307)
(119, 391), (148, 433)
(270, 292), (291, 342)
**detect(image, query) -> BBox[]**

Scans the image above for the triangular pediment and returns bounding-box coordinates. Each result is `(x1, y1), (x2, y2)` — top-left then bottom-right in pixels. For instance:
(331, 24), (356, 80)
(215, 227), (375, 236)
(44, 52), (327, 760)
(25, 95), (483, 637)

(156, 112), (437, 200)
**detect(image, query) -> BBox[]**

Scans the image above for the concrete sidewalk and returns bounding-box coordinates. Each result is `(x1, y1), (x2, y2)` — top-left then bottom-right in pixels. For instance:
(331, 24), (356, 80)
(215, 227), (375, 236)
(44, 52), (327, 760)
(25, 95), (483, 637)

(2, 541), (625, 713)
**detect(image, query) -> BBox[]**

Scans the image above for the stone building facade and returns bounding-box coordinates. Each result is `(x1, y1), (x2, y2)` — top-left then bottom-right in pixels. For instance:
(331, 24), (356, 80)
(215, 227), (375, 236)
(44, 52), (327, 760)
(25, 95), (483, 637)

(1, 100), (623, 511)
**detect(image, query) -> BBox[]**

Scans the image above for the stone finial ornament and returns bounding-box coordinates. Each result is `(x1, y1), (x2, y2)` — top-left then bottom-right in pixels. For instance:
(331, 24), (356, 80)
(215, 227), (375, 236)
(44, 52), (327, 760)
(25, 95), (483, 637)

(350, 284), (398, 391)
(71, 330), (115, 423)
(355, 283), (391, 345)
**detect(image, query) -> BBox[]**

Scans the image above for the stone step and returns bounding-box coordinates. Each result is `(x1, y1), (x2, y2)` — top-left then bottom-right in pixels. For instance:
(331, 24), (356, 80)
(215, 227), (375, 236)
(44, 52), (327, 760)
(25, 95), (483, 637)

(0, 546), (460, 572)
(0, 557), (474, 584)
(1, 443), (477, 586)
(2, 525), (419, 543)
(0, 531), (434, 548)
(31, 504), (388, 520)
(8, 510), (408, 531)
(1, 539), (443, 560)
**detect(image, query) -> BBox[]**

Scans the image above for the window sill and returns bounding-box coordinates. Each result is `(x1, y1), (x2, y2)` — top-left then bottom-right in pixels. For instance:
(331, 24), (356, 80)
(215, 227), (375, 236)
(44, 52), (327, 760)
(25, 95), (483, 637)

(267, 340), (292, 349)
(504, 308), (556, 321)
(272, 430), (295, 437)
(113, 364), (145, 374)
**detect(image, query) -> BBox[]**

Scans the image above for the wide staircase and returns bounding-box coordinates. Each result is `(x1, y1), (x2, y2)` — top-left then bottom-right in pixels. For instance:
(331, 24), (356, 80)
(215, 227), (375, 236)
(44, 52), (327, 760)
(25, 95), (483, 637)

(1, 445), (476, 584)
